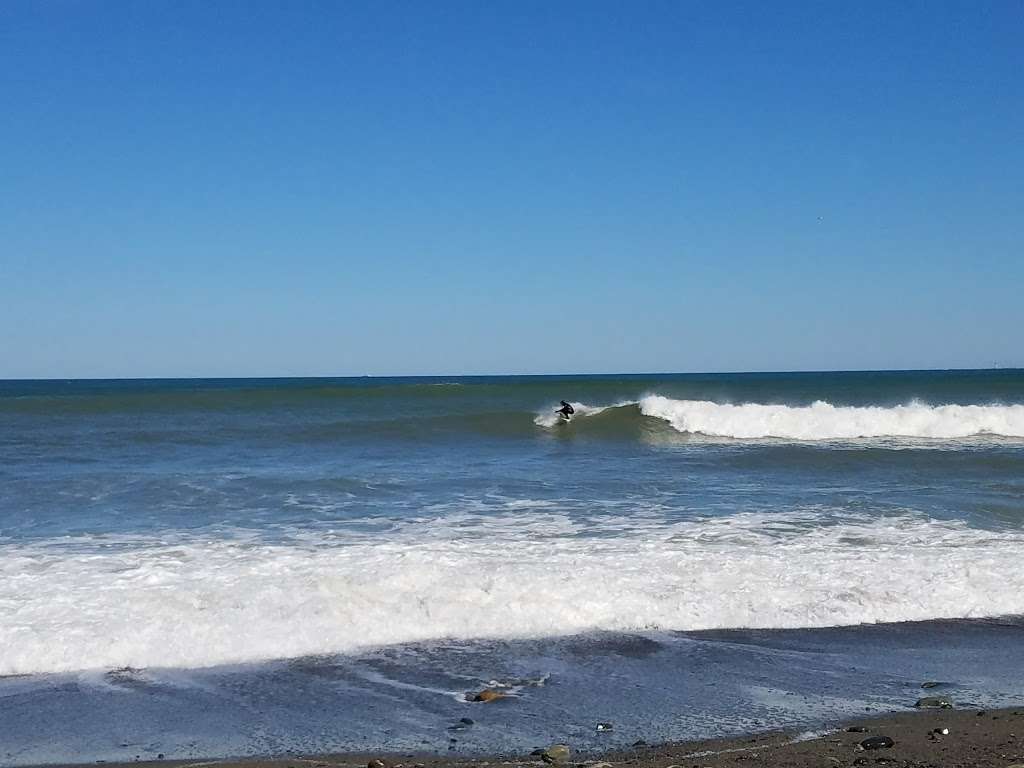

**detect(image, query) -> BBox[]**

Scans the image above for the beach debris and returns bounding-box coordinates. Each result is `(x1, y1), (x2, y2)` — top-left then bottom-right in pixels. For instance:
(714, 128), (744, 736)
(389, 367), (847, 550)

(858, 736), (895, 750)
(540, 744), (571, 764)
(931, 727), (949, 735)
(915, 695), (953, 709)
(596, 722), (614, 732)
(468, 687), (508, 703)
(847, 726), (869, 733)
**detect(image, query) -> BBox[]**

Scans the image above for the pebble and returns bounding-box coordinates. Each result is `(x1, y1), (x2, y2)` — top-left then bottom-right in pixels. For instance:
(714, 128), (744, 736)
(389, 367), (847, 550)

(368, 760), (387, 768)
(859, 736), (895, 750)
(541, 744), (571, 764)
(915, 696), (953, 709)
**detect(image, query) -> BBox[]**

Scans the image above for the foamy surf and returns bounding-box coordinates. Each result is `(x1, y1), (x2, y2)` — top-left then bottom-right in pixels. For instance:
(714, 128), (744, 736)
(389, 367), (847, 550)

(4, 511), (1024, 676)
(638, 396), (1024, 440)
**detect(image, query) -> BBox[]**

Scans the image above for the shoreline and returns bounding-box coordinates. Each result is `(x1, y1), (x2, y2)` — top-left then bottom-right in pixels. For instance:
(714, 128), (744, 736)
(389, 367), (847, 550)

(46, 706), (1024, 768)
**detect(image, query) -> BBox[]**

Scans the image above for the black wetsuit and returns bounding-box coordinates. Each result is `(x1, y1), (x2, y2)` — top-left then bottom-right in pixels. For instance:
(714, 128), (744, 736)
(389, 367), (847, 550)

(556, 401), (575, 417)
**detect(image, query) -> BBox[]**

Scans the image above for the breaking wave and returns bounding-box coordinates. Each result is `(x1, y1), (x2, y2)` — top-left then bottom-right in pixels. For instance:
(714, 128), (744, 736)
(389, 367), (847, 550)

(535, 397), (1024, 440)
(4, 511), (1024, 675)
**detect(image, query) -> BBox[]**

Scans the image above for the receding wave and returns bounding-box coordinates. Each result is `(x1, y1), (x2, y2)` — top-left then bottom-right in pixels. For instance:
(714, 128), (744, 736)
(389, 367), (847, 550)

(534, 397), (1024, 440)
(4, 511), (1024, 675)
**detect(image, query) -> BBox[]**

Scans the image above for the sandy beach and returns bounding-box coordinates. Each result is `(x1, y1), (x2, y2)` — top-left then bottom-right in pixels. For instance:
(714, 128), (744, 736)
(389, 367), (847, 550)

(50, 706), (1024, 768)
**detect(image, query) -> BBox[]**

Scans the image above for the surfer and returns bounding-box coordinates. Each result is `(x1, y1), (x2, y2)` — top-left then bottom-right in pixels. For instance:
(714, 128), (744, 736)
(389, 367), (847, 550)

(556, 401), (575, 419)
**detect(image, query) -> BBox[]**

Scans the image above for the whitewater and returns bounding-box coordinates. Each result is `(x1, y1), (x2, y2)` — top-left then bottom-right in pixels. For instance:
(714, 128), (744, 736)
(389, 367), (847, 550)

(537, 396), (1024, 440)
(4, 510), (1024, 675)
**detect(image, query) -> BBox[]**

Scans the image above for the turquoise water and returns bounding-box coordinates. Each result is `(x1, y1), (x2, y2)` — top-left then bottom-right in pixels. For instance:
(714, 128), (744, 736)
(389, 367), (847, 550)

(2, 371), (1024, 763)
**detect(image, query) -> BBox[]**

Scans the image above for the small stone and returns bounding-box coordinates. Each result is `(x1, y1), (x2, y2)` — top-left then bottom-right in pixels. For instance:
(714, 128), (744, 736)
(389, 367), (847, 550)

(847, 726), (869, 733)
(596, 722), (614, 732)
(915, 696), (953, 709)
(541, 744), (571, 764)
(460, 717), (474, 725)
(368, 760), (387, 768)
(469, 688), (507, 703)
(859, 736), (895, 750)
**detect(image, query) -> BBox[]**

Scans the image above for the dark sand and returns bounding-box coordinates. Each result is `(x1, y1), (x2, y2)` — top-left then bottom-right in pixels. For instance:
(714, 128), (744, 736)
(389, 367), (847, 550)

(56, 707), (1024, 768)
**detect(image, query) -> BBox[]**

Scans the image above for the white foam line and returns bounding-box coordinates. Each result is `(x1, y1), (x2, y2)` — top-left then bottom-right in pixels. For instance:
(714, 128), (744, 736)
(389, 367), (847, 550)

(3, 511), (1024, 675)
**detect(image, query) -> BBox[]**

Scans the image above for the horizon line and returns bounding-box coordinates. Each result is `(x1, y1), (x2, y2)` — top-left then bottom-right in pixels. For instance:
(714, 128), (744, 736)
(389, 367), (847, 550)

(2, 365), (1021, 383)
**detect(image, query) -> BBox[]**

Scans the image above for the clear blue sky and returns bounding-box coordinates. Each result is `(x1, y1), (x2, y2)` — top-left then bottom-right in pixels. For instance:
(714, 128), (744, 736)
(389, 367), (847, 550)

(2, 1), (1021, 378)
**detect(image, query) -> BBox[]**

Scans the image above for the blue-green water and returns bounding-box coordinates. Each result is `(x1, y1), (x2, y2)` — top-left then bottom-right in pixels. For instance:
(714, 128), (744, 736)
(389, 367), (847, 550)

(2, 371), (1024, 764)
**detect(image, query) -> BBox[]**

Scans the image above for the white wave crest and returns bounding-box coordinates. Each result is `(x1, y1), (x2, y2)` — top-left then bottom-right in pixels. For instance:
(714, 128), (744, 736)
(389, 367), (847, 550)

(640, 396), (1024, 440)
(3, 511), (1024, 675)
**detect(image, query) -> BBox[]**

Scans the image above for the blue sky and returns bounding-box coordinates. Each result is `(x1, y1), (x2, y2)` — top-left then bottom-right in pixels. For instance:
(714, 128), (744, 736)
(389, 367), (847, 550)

(2, 1), (1021, 377)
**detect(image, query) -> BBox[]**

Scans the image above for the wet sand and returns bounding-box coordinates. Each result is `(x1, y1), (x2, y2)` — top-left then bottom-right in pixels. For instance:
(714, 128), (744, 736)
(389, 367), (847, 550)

(53, 706), (1024, 768)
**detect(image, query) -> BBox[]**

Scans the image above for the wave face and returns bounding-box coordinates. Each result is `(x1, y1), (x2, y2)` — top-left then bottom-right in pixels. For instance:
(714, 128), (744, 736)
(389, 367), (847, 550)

(634, 397), (1024, 440)
(4, 511), (1024, 676)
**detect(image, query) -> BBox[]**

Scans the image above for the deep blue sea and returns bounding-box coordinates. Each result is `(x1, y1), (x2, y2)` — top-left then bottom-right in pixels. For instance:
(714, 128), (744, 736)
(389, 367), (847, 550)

(2, 371), (1024, 764)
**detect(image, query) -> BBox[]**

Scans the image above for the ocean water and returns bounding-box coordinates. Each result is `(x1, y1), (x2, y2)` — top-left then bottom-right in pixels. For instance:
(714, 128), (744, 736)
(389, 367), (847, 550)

(2, 371), (1024, 764)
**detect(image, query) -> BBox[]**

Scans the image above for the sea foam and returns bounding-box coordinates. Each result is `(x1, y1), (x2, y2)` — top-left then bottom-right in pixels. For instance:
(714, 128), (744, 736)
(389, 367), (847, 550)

(536, 396), (1024, 439)
(3, 511), (1024, 675)
(639, 396), (1024, 439)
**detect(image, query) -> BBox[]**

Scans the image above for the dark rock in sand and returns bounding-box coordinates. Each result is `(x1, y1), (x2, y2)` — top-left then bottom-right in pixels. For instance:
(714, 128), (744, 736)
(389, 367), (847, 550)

(368, 760), (387, 768)
(915, 695), (953, 709)
(859, 736), (895, 750)
(459, 717), (474, 725)
(540, 744), (570, 764)
(846, 726), (869, 733)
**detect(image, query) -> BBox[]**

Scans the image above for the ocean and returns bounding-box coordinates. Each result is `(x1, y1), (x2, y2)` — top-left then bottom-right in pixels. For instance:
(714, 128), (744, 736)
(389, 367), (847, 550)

(2, 371), (1024, 764)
